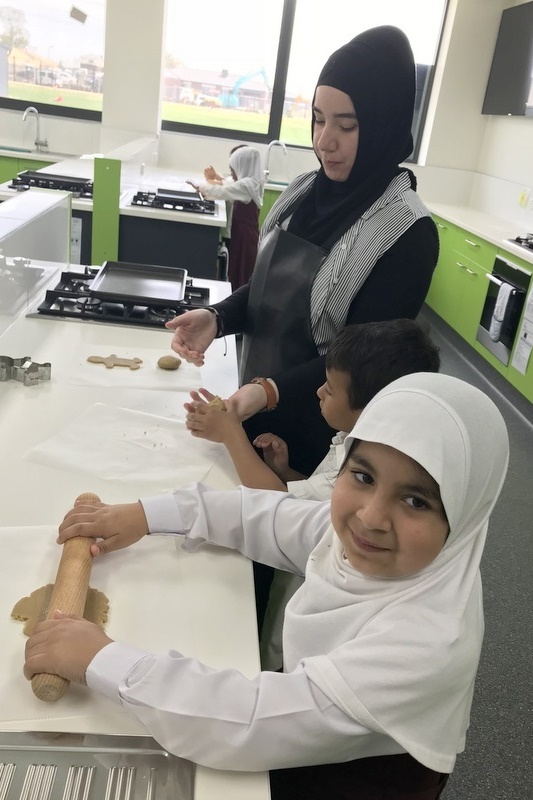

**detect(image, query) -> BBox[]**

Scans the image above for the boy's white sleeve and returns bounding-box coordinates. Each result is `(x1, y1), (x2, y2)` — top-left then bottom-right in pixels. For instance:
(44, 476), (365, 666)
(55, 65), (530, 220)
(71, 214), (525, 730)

(286, 469), (338, 501)
(86, 643), (389, 772)
(140, 484), (330, 574)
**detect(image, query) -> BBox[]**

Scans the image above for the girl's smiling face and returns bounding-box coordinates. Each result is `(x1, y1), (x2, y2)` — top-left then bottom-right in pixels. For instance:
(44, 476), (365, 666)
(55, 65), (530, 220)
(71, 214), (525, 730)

(331, 440), (449, 577)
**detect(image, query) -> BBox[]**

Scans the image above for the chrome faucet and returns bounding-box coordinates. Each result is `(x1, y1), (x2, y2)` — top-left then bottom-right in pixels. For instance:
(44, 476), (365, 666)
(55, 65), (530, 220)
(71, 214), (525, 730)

(265, 140), (288, 180)
(22, 106), (48, 152)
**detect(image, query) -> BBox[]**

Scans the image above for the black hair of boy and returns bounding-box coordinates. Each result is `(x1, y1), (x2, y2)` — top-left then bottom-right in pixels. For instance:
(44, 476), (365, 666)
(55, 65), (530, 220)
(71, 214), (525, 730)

(325, 319), (440, 410)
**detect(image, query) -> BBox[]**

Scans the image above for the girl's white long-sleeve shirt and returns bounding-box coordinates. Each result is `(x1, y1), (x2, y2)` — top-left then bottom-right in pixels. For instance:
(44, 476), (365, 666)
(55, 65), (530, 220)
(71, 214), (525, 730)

(86, 485), (405, 771)
(198, 179), (260, 206)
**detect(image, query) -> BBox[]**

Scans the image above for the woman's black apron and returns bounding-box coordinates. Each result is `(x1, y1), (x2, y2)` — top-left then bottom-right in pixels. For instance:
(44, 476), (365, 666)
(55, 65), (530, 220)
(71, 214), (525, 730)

(239, 222), (328, 384)
(239, 218), (342, 631)
(239, 220), (338, 482)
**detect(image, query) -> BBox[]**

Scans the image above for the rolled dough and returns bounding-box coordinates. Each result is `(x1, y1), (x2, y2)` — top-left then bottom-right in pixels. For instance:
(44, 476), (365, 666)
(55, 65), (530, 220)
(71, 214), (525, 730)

(11, 585), (109, 635)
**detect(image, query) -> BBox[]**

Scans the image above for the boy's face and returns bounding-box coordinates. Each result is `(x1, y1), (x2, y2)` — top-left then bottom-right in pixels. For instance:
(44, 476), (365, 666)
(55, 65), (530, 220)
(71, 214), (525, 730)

(331, 440), (449, 578)
(317, 369), (360, 432)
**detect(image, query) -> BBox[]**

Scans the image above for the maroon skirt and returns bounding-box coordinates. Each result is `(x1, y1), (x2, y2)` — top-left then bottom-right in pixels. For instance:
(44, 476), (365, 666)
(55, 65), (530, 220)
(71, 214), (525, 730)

(227, 200), (260, 290)
(269, 752), (449, 800)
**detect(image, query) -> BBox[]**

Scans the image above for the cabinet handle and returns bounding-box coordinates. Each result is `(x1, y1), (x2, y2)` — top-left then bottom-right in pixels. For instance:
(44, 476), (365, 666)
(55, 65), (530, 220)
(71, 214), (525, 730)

(437, 223), (447, 230)
(464, 239), (480, 248)
(456, 261), (466, 269)
(465, 268), (477, 276)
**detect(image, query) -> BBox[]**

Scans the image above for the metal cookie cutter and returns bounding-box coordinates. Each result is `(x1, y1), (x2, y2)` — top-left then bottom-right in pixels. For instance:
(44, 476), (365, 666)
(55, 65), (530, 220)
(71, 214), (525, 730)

(0, 355), (51, 386)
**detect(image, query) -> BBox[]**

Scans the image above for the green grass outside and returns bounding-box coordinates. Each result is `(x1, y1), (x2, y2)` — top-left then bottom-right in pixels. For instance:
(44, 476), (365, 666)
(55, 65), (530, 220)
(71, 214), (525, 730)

(7, 83), (312, 147)
(8, 81), (103, 111)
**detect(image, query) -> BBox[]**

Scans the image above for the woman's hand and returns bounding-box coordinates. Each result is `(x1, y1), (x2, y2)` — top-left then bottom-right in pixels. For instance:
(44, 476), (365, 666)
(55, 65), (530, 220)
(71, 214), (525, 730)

(253, 433), (290, 478)
(57, 501), (148, 556)
(24, 612), (113, 686)
(165, 309), (217, 366)
(226, 383), (273, 421)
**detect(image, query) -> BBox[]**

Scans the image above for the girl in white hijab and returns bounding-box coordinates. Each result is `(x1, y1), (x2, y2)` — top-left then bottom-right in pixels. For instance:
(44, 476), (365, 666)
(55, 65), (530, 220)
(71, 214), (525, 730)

(189, 145), (264, 290)
(26, 373), (509, 800)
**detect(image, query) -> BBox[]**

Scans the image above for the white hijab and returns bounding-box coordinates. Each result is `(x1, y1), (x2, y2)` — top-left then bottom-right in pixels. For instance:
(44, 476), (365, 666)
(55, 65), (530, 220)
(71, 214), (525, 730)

(283, 372), (509, 773)
(229, 146), (264, 208)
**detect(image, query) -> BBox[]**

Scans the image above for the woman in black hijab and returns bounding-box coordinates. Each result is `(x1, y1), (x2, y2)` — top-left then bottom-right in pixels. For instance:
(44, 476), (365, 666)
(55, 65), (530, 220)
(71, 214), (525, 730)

(172, 26), (438, 476)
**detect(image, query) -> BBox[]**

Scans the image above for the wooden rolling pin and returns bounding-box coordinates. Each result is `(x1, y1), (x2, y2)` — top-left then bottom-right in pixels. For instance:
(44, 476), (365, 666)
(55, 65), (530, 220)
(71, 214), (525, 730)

(31, 492), (100, 703)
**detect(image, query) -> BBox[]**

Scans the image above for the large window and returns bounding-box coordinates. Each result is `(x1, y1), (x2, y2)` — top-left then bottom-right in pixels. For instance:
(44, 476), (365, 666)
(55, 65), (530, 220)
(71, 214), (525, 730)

(162, 0), (286, 138)
(0, 1), (105, 118)
(163, 0), (448, 158)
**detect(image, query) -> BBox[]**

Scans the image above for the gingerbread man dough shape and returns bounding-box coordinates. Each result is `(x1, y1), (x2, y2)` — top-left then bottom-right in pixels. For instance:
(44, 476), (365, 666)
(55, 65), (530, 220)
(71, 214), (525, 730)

(87, 354), (143, 370)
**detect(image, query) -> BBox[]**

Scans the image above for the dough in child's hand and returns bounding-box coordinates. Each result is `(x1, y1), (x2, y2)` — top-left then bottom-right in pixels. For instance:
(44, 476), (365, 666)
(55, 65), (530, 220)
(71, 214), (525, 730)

(157, 355), (182, 370)
(206, 396), (226, 411)
(11, 585), (109, 635)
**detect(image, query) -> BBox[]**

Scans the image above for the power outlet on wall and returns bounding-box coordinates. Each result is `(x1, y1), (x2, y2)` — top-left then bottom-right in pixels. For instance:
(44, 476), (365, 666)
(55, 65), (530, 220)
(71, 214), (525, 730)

(518, 188), (531, 208)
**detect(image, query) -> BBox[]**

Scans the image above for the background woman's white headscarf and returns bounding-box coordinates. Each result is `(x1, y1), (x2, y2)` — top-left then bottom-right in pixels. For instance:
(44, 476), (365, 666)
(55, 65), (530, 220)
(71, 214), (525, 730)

(283, 372), (509, 773)
(229, 146), (264, 208)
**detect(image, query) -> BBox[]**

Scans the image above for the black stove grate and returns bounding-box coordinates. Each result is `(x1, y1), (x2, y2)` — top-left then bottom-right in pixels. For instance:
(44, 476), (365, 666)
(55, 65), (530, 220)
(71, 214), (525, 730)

(509, 235), (533, 251)
(130, 190), (216, 215)
(9, 170), (94, 198)
(33, 267), (210, 328)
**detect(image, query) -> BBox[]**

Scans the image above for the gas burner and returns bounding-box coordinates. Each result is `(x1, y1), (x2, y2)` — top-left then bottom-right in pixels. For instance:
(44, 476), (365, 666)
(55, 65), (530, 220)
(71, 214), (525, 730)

(147, 307), (179, 322)
(69, 278), (92, 293)
(76, 296), (102, 311)
(510, 235), (533, 251)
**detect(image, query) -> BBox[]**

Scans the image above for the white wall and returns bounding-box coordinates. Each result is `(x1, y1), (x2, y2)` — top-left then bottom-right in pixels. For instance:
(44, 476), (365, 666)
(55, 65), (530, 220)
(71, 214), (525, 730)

(1, 0), (532, 225)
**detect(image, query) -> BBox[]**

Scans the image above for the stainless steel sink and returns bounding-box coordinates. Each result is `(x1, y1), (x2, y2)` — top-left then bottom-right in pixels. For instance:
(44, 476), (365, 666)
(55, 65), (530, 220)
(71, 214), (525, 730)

(0, 731), (194, 799)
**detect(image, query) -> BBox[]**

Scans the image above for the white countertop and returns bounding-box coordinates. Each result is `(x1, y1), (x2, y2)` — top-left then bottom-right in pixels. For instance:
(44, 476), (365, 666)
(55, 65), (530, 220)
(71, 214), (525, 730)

(427, 202), (533, 267)
(0, 266), (269, 800)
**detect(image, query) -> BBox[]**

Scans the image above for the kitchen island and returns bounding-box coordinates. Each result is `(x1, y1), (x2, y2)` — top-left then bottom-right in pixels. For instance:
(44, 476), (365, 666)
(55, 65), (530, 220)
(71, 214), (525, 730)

(0, 157), (227, 278)
(0, 265), (269, 800)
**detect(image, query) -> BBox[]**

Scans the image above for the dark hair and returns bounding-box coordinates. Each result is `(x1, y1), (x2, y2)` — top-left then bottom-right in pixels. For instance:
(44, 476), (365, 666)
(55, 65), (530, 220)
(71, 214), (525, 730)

(325, 319), (440, 410)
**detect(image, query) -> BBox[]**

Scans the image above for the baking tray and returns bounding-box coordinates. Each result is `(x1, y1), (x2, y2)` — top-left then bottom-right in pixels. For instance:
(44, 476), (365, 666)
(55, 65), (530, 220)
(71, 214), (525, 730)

(0, 731), (194, 799)
(156, 188), (201, 201)
(88, 262), (188, 305)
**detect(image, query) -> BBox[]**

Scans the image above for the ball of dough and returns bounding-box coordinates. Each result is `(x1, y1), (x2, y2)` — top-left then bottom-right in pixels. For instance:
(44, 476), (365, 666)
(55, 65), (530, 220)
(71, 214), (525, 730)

(157, 355), (182, 371)
(206, 395), (226, 411)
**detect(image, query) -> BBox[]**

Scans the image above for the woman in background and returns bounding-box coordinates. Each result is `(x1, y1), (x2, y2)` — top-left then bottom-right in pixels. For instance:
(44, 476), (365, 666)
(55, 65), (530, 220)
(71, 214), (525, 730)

(188, 145), (264, 290)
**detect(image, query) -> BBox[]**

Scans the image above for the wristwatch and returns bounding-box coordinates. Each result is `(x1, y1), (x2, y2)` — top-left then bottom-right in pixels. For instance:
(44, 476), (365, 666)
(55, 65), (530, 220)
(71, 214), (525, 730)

(250, 377), (278, 411)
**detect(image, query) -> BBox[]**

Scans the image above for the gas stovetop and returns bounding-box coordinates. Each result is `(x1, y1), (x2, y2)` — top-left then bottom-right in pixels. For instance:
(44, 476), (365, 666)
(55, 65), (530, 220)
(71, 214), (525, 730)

(9, 170), (93, 198)
(29, 266), (210, 328)
(131, 188), (216, 215)
(508, 234), (533, 252)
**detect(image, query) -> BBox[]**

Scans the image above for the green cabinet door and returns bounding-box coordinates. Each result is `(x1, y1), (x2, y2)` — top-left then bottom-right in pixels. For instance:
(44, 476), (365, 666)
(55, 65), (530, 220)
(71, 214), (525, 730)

(453, 258), (489, 343)
(425, 218), (461, 326)
(259, 188), (282, 227)
(0, 156), (19, 184)
(0, 156), (53, 185)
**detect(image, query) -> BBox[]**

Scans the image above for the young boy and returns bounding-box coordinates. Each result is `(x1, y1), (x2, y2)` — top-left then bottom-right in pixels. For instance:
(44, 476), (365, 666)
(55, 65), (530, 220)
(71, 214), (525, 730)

(187, 319), (441, 668)
(185, 319), (441, 501)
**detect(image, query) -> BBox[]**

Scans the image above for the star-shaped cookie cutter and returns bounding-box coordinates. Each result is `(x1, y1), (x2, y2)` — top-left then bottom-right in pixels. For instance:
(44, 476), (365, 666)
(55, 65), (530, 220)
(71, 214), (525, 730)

(0, 355), (51, 386)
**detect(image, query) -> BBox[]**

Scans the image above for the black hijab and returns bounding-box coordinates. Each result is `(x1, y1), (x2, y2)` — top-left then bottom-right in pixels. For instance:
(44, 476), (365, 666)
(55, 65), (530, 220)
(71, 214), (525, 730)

(288, 26), (416, 247)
